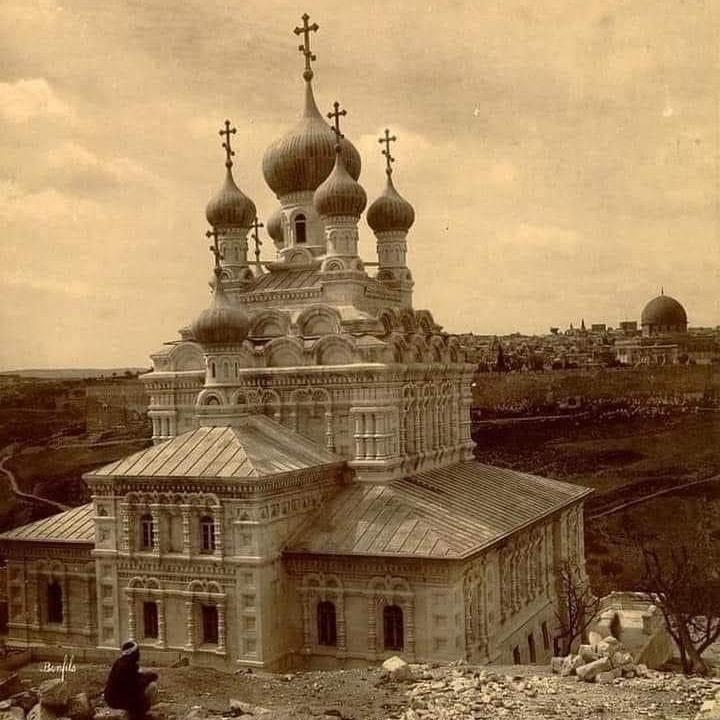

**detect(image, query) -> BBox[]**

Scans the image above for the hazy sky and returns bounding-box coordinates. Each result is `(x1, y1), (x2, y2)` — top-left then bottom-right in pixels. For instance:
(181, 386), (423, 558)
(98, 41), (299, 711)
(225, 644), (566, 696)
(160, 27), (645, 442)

(1, 0), (719, 369)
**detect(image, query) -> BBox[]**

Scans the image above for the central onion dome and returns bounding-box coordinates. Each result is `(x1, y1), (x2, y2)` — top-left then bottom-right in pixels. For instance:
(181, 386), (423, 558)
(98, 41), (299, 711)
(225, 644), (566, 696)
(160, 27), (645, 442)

(367, 173), (415, 233)
(641, 292), (688, 330)
(191, 280), (250, 346)
(206, 166), (256, 229)
(262, 82), (361, 198)
(314, 147), (367, 218)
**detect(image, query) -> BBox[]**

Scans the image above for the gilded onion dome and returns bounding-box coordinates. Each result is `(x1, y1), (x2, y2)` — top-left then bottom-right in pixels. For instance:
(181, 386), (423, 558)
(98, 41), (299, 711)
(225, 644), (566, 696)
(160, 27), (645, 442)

(262, 81), (361, 198)
(191, 279), (250, 346)
(266, 207), (284, 244)
(313, 148), (367, 219)
(205, 166), (257, 229)
(367, 173), (415, 233)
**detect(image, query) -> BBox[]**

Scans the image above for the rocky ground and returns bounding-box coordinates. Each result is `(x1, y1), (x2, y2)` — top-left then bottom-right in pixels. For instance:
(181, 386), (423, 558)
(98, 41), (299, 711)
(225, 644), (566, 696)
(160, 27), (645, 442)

(0, 658), (719, 720)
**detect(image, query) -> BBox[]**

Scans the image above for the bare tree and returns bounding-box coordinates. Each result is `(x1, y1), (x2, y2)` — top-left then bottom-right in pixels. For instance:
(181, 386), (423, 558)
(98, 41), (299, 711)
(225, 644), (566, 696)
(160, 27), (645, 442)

(634, 535), (720, 676)
(554, 559), (600, 656)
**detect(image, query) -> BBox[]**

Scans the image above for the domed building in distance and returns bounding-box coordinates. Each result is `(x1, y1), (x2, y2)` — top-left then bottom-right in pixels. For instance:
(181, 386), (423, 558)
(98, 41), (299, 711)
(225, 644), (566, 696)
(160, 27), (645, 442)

(641, 291), (688, 337)
(0, 16), (590, 670)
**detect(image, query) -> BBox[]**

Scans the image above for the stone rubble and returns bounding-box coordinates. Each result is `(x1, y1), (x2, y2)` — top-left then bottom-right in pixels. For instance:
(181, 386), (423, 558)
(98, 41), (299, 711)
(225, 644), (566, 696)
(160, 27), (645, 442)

(551, 636), (648, 683)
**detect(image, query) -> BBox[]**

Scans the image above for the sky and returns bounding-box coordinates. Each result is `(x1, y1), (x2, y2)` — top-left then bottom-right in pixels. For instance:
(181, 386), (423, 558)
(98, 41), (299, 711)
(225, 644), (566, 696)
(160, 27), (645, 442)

(1, 0), (719, 369)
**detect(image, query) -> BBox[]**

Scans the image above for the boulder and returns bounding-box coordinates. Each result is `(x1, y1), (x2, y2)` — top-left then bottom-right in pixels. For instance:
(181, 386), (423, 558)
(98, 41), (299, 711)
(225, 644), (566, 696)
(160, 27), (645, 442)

(550, 657), (565, 674)
(27, 705), (57, 720)
(576, 657), (611, 682)
(0, 707), (25, 720)
(560, 655), (583, 677)
(0, 677), (22, 702)
(66, 694), (92, 720)
(228, 699), (270, 715)
(578, 645), (598, 663)
(38, 681), (68, 712)
(9, 694), (37, 714)
(92, 710), (129, 720)
(381, 656), (412, 682)
(596, 668), (622, 684)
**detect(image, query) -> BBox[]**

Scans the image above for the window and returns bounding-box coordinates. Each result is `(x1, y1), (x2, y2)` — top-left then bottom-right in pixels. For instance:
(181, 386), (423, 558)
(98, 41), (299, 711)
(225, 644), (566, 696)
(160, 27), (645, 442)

(200, 516), (216, 553)
(47, 581), (63, 624)
(383, 604), (404, 652)
(295, 214), (307, 244)
(201, 604), (218, 644)
(317, 601), (337, 647)
(143, 602), (158, 639)
(528, 632), (537, 663)
(541, 621), (550, 651)
(513, 645), (521, 664)
(140, 514), (154, 550)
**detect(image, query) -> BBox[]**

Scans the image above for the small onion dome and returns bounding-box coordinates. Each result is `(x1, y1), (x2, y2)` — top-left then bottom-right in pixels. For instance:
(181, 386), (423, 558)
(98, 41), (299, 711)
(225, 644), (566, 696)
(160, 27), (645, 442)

(266, 207), (284, 244)
(262, 81), (361, 198)
(641, 293), (687, 328)
(313, 149), (367, 219)
(367, 173), (415, 234)
(190, 284), (250, 346)
(206, 166), (256, 229)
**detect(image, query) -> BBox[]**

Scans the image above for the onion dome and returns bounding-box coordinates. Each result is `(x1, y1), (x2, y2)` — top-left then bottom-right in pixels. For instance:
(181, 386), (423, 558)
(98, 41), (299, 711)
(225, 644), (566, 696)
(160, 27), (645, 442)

(266, 207), (284, 244)
(313, 149), (367, 219)
(206, 166), (256, 229)
(367, 173), (415, 234)
(191, 281), (250, 346)
(262, 81), (361, 198)
(641, 292), (687, 329)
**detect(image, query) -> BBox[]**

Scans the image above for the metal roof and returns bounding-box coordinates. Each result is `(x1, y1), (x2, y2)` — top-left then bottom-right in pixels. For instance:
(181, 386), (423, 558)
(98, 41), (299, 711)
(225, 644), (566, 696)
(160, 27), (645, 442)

(250, 269), (321, 292)
(86, 417), (341, 480)
(0, 503), (94, 544)
(286, 462), (592, 559)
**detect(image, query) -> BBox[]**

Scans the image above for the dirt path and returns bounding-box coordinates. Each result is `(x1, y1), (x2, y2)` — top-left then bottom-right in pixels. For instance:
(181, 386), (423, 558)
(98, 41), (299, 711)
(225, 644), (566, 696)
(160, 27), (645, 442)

(0, 453), (68, 512)
(588, 472), (720, 520)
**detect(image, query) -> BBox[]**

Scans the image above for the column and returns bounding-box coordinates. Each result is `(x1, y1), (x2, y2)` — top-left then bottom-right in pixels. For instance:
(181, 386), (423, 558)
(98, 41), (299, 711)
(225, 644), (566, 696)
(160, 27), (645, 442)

(217, 601), (226, 653)
(213, 508), (224, 558)
(157, 596), (166, 648)
(85, 576), (94, 635)
(150, 504), (161, 556)
(367, 596), (378, 655)
(301, 590), (312, 650)
(405, 598), (416, 655)
(185, 601), (195, 650)
(127, 593), (136, 641)
(120, 503), (131, 553)
(324, 409), (334, 452)
(62, 575), (70, 632)
(336, 594), (347, 653)
(181, 505), (191, 557)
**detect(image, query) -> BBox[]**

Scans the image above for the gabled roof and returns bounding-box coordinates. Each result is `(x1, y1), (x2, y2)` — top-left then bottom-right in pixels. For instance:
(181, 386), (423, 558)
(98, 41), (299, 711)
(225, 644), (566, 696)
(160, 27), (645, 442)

(85, 416), (342, 480)
(0, 503), (94, 544)
(286, 461), (591, 559)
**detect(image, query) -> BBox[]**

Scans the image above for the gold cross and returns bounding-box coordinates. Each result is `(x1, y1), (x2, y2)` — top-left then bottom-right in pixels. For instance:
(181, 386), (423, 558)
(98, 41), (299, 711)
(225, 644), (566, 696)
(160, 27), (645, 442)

(327, 101), (347, 142)
(379, 128), (397, 175)
(219, 120), (236, 168)
(206, 228), (224, 272)
(251, 217), (264, 265)
(294, 13), (319, 81)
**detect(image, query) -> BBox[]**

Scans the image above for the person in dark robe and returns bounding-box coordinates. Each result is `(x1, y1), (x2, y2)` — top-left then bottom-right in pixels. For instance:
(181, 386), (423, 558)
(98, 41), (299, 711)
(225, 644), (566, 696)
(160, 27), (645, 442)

(104, 641), (159, 719)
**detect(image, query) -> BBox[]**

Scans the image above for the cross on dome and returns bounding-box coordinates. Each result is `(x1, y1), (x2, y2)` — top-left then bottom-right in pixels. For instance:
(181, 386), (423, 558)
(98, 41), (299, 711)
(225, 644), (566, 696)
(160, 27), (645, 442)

(379, 128), (397, 175)
(327, 101), (347, 144)
(251, 216), (264, 265)
(294, 13), (319, 81)
(219, 120), (236, 168)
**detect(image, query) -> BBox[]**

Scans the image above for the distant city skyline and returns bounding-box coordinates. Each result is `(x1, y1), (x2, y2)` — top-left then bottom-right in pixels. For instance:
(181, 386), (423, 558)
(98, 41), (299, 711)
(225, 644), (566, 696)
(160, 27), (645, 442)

(1, 1), (719, 369)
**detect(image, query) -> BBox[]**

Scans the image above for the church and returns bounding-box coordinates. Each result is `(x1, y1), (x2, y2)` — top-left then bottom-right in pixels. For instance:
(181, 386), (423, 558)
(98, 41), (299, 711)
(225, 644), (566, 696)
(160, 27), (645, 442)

(0, 16), (590, 670)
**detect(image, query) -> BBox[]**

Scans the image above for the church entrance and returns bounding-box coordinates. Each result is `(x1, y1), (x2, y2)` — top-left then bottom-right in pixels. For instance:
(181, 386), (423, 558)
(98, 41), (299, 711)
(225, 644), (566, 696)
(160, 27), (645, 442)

(383, 604), (404, 651)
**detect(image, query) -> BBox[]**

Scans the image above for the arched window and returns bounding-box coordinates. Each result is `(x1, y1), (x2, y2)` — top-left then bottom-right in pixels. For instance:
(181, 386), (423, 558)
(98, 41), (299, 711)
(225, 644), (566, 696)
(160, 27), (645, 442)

(47, 580), (63, 624)
(317, 600), (337, 646)
(383, 604), (404, 651)
(143, 601), (158, 639)
(210, 361), (216, 379)
(140, 513), (154, 550)
(204, 396), (220, 406)
(200, 515), (215, 553)
(201, 604), (218, 644)
(295, 214), (307, 244)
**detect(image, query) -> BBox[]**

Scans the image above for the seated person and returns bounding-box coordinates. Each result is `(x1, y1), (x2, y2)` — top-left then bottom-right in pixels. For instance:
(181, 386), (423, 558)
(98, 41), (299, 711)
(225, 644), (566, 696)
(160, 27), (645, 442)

(104, 641), (159, 720)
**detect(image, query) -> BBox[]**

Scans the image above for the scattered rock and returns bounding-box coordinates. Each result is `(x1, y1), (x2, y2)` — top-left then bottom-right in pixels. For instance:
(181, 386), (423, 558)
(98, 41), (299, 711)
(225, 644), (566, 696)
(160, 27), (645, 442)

(66, 693), (92, 720)
(38, 680), (68, 712)
(381, 657), (412, 683)
(92, 710), (129, 720)
(0, 706), (25, 720)
(228, 699), (270, 716)
(576, 657), (611, 682)
(27, 704), (57, 720)
(9, 693), (37, 714)
(0, 677), (22, 702)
